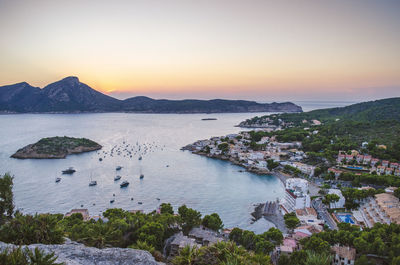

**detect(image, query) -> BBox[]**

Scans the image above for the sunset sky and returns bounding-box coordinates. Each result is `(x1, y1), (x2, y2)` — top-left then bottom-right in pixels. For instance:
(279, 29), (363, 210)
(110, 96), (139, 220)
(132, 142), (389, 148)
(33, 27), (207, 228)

(0, 0), (399, 101)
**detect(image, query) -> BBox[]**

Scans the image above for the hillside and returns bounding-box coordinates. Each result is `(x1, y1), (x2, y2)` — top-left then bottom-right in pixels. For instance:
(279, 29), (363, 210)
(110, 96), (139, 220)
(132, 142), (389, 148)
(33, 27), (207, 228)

(0, 77), (302, 113)
(239, 97), (400, 127)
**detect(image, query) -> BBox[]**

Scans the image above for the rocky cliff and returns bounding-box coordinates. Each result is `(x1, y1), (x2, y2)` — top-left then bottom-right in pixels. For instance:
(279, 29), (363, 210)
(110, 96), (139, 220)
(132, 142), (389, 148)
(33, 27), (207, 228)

(0, 239), (162, 265)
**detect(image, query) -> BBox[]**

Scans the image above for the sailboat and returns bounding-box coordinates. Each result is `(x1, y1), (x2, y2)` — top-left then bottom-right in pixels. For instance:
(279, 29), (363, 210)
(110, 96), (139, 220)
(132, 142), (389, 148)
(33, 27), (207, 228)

(89, 173), (97, 186)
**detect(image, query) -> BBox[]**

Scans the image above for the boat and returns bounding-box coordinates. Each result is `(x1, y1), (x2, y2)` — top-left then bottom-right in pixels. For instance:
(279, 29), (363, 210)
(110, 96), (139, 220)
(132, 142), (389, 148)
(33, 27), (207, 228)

(55, 177), (61, 183)
(89, 180), (97, 186)
(138, 156), (142, 160)
(140, 174), (144, 179)
(62, 167), (76, 174)
(201, 118), (217, 121)
(114, 175), (121, 181)
(116, 166), (122, 171)
(120, 181), (129, 188)
(138, 202), (143, 204)
(110, 199), (115, 203)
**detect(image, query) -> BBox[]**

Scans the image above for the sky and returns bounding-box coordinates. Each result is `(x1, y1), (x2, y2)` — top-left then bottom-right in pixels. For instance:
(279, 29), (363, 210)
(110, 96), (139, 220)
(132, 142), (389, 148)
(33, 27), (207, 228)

(0, 0), (399, 102)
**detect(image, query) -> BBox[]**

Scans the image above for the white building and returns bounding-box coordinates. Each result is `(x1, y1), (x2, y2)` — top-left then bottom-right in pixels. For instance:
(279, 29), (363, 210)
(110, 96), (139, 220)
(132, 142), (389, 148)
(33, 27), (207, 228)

(286, 178), (309, 193)
(283, 178), (311, 213)
(328, 189), (346, 209)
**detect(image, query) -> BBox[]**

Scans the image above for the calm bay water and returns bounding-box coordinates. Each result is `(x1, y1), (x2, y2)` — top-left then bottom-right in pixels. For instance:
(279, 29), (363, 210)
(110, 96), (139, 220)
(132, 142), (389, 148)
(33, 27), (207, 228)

(0, 112), (284, 233)
(0, 101), (351, 233)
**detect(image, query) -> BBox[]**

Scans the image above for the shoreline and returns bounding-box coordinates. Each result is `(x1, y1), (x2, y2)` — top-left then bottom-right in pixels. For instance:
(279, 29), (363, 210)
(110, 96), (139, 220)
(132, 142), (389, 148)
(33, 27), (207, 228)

(181, 149), (289, 186)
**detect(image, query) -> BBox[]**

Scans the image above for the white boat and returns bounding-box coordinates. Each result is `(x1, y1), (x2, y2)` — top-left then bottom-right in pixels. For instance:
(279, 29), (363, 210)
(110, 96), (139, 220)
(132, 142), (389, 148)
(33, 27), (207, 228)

(120, 181), (129, 188)
(89, 180), (97, 186)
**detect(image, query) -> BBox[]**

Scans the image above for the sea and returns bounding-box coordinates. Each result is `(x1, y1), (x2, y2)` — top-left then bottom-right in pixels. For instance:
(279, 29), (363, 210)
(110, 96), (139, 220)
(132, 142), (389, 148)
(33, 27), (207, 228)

(0, 100), (355, 233)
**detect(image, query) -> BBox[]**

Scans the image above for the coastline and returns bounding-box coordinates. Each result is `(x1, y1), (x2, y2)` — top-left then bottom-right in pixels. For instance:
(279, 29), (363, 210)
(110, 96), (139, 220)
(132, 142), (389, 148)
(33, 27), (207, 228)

(181, 148), (289, 185)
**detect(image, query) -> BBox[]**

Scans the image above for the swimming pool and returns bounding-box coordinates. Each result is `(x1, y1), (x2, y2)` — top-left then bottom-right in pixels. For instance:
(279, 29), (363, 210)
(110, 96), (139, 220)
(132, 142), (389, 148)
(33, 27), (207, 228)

(336, 213), (355, 224)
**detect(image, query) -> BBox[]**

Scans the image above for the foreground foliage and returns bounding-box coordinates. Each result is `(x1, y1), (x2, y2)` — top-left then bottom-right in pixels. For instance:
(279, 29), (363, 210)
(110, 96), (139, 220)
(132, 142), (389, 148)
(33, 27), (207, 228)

(172, 241), (272, 265)
(0, 247), (63, 265)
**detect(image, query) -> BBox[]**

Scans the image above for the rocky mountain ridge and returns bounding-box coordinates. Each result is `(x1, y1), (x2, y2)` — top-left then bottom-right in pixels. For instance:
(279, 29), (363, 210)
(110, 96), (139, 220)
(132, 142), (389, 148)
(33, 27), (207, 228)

(0, 76), (303, 113)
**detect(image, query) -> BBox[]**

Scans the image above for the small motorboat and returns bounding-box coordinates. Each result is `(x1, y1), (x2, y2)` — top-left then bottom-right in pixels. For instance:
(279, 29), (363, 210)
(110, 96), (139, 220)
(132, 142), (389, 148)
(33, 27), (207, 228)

(138, 156), (142, 160)
(110, 199), (115, 203)
(120, 181), (129, 188)
(116, 166), (122, 171)
(89, 180), (97, 186)
(62, 167), (76, 174)
(140, 174), (144, 179)
(99, 158), (103, 161)
(55, 177), (61, 183)
(138, 202), (143, 204)
(114, 175), (121, 181)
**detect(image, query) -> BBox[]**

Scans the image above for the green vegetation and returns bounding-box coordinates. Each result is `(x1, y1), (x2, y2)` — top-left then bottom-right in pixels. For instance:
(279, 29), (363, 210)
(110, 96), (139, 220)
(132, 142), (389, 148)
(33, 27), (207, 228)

(229, 227), (283, 255)
(322, 194), (340, 206)
(172, 241), (272, 265)
(340, 187), (384, 210)
(300, 222), (400, 264)
(0, 173), (14, 225)
(0, 247), (63, 265)
(337, 172), (400, 188)
(283, 213), (300, 230)
(217, 142), (229, 153)
(35, 136), (101, 154)
(201, 213), (223, 231)
(0, 212), (64, 245)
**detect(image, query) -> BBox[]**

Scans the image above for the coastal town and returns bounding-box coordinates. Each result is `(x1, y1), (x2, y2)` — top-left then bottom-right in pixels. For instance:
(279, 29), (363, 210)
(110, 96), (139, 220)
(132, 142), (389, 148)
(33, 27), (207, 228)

(182, 127), (400, 264)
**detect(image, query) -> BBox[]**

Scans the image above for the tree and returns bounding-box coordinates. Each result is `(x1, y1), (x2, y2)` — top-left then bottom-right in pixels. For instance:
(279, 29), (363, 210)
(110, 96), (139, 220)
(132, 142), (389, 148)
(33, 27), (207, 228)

(267, 159), (279, 171)
(178, 205), (201, 234)
(303, 237), (331, 254)
(0, 173), (14, 225)
(284, 213), (300, 230)
(202, 213), (223, 231)
(305, 251), (331, 265)
(322, 194), (340, 207)
(355, 255), (373, 265)
(160, 203), (174, 215)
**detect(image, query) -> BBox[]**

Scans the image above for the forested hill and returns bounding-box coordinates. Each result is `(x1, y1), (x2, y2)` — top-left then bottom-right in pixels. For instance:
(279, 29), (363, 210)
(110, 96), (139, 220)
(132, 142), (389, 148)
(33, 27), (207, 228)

(240, 97), (400, 127)
(296, 97), (400, 122)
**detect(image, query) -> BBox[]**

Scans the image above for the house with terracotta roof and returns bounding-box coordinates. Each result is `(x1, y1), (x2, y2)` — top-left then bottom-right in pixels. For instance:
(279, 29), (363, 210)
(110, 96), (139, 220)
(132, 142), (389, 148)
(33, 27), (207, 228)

(382, 160), (389, 167)
(395, 169), (400, 177)
(332, 245), (356, 265)
(345, 154), (354, 162)
(356, 154), (364, 164)
(390, 162), (399, 169)
(371, 158), (379, 166)
(337, 153), (346, 163)
(295, 207), (323, 226)
(363, 155), (372, 164)
(377, 166), (386, 175)
(386, 167), (394, 175)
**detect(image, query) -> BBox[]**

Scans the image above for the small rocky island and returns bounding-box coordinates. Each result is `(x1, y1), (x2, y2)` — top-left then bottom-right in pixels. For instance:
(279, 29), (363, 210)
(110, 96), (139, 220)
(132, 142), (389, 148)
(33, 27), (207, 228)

(11, 136), (102, 159)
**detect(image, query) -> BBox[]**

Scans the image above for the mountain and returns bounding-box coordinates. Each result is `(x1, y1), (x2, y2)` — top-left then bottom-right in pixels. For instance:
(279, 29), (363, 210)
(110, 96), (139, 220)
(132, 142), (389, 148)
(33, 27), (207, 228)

(122, 97), (302, 113)
(0, 77), (303, 113)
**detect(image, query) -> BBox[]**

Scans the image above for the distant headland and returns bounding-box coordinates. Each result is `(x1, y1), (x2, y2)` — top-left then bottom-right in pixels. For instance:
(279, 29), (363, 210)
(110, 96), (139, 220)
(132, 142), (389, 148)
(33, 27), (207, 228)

(0, 76), (302, 114)
(11, 136), (102, 159)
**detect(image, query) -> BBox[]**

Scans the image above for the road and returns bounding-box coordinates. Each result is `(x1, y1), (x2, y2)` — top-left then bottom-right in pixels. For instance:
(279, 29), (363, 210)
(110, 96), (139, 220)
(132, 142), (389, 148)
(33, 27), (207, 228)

(312, 198), (338, 230)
